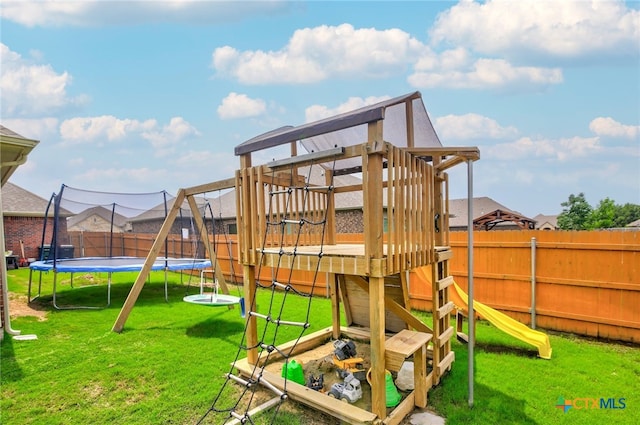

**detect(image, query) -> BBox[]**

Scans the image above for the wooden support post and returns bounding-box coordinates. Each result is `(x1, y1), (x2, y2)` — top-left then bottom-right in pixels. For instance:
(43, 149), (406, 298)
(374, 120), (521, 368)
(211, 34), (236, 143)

(370, 275), (386, 418)
(112, 189), (185, 333)
(325, 169), (336, 245)
(329, 273), (341, 340)
(365, 120), (387, 419)
(244, 264), (258, 365)
(338, 274), (353, 326)
(414, 342), (428, 408)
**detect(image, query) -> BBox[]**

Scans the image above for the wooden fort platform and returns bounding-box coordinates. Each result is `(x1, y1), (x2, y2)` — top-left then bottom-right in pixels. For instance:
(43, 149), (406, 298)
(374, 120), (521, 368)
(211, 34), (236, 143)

(113, 92), (478, 424)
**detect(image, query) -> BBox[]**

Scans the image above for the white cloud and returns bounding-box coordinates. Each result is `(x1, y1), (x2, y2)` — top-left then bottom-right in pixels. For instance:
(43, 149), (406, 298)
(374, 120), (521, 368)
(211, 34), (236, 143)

(0, 43), (87, 116)
(212, 24), (425, 84)
(60, 116), (155, 144)
(59, 116), (198, 152)
(409, 58), (563, 90)
(434, 113), (518, 141)
(430, 0), (640, 61)
(0, 1), (291, 27)
(589, 117), (640, 139)
(305, 95), (390, 123)
(1, 117), (58, 141)
(217, 93), (267, 119)
(141, 117), (200, 149)
(488, 136), (601, 161)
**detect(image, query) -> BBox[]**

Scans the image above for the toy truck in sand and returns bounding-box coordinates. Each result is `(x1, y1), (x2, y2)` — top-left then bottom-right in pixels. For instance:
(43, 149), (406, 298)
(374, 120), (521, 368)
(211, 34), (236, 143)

(327, 373), (362, 403)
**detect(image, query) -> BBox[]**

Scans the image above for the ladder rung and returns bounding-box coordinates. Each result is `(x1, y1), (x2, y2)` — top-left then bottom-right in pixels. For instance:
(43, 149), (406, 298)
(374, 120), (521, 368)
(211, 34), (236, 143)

(282, 219), (303, 224)
(306, 185), (332, 192)
(227, 398), (282, 425)
(227, 372), (285, 398)
(260, 343), (276, 353)
(437, 301), (455, 319)
(227, 373), (252, 388)
(257, 376), (285, 397)
(272, 281), (289, 291)
(229, 410), (245, 421)
(269, 189), (291, 195)
(274, 319), (308, 328)
(247, 312), (307, 328)
(438, 276), (454, 291)
(249, 311), (269, 320)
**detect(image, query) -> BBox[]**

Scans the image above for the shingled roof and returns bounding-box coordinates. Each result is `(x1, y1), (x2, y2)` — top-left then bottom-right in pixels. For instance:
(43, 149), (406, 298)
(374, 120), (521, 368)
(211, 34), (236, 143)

(1, 182), (52, 217)
(448, 197), (533, 229)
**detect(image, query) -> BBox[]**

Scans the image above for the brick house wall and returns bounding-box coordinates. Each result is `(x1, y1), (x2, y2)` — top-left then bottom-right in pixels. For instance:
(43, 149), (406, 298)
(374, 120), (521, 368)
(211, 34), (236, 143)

(3, 216), (67, 260)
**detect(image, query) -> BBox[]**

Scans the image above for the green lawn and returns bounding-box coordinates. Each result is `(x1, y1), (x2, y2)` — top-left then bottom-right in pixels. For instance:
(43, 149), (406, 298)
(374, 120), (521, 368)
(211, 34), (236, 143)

(2, 268), (639, 424)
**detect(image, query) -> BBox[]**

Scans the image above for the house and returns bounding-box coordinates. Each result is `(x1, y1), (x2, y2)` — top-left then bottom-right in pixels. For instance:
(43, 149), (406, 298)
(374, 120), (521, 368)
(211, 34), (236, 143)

(67, 206), (129, 233)
(533, 214), (559, 230)
(448, 197), (535, 231)
(1, 182), (59, 260)
(1, 124), (39, 339)
(626, 218), (640, 228)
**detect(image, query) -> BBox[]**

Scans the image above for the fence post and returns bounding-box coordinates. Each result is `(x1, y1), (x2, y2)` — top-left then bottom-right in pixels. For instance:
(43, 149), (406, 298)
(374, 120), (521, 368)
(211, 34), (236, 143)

(531, 236), (536, 330)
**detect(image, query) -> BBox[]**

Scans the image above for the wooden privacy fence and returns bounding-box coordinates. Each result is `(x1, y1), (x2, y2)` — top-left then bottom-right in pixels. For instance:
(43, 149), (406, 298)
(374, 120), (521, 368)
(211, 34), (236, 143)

(416, 230), (638, 343)
(68, 230), (639, 342)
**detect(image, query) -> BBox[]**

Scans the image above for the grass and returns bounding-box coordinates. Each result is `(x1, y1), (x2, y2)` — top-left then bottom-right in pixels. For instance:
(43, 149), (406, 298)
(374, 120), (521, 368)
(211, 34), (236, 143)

(2, 268), (639, 424)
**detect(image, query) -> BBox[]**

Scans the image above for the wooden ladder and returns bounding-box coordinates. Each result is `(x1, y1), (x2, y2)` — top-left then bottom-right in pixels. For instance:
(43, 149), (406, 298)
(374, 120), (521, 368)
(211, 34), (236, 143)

(431, 249), (455, 384)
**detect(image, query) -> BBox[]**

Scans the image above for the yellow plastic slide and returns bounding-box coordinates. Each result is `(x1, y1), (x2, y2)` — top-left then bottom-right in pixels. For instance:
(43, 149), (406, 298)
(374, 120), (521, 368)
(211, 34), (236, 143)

(414, 267), (552, 359)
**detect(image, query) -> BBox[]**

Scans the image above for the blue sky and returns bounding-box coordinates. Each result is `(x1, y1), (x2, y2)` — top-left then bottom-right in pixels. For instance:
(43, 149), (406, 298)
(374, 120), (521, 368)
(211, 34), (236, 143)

(2, 0), (639, 217)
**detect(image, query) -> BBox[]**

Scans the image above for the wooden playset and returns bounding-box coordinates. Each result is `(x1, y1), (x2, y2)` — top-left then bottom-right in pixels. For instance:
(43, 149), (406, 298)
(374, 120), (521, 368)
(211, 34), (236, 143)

(112, 92), (479, 424)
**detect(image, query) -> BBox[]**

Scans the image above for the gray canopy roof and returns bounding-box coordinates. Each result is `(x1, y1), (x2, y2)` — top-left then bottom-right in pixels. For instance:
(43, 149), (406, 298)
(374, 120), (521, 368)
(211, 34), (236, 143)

(234, 91), (442, 175)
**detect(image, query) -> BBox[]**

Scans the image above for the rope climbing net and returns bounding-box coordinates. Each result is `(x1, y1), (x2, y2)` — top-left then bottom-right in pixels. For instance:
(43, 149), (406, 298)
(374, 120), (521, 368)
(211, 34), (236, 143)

(197, 158), (337, 424)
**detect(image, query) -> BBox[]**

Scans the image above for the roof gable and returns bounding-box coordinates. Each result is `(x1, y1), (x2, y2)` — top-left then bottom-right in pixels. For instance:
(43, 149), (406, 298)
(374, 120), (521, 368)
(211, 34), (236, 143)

(1, 182), (51, 216)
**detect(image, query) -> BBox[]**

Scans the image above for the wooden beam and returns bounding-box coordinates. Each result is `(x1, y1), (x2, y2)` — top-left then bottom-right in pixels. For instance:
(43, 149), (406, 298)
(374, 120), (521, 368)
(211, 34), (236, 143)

(112, 189), (186, 333)
(329, 273), (341, 339)
(339, 275), (354, 326)
(266, 147), (345, 170)
(243, 264), (258, 365)
(184, 177), (236, 196)
(383, 393), (416, 425)
(435, 155), (466, 173)
(365, 120), (386, 420)
(250, 327), (333, 366)
(405, 146), (480, 161)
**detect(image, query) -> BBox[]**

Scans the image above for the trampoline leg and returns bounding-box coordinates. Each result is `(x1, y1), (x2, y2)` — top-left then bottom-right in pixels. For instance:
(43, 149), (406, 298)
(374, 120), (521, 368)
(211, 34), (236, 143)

(53, 272), (60, 310)
(28, 268), (34, 302)
(107, 272), (111, 307)
(164, 269), (169, 302)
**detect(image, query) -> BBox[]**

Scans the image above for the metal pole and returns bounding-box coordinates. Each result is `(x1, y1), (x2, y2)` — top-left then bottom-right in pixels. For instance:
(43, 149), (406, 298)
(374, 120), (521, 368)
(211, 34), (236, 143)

(531, 237), (537, 330)
(467, 159), (474, 408)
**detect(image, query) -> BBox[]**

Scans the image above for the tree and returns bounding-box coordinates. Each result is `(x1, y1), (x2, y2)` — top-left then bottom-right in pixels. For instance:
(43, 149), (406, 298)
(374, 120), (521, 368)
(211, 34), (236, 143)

(587, 197), (616, 229)
(557, 193), (592, 230)
(613, 203), (640, 227)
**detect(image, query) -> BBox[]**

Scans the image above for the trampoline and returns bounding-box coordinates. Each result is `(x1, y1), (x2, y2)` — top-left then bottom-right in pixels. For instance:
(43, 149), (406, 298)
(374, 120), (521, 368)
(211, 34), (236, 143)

(29, 257), (211, 310)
